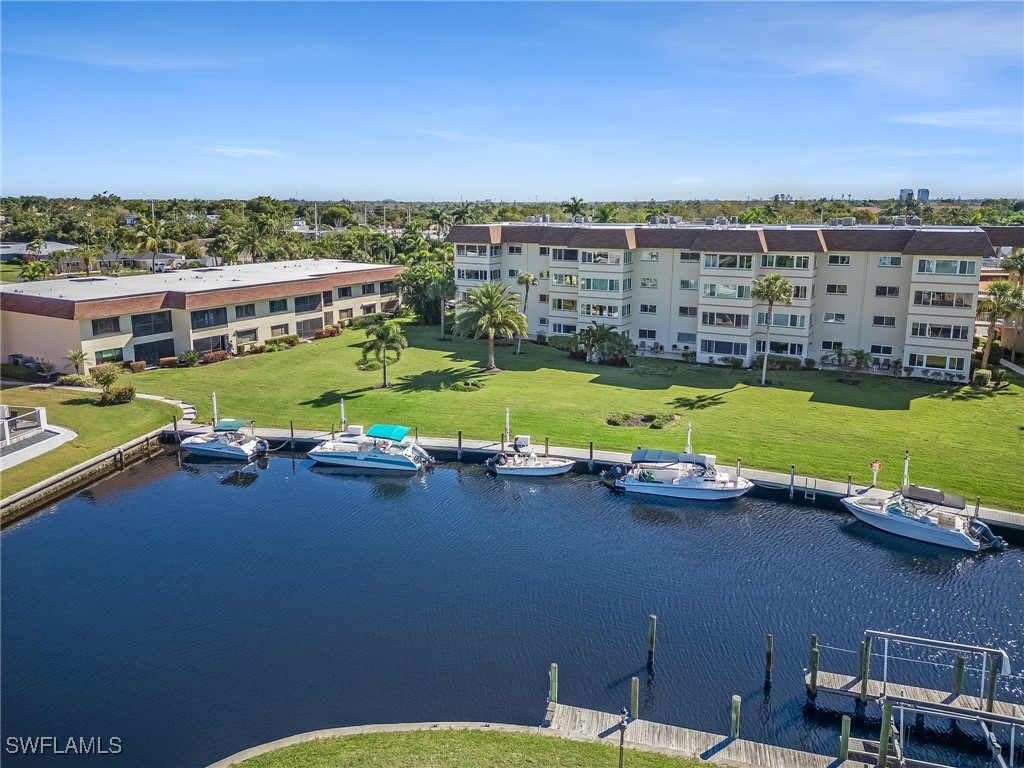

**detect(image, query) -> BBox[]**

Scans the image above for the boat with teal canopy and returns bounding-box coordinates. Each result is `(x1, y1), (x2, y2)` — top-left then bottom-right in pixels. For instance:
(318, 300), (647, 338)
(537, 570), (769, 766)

(365, 424), (412, 442)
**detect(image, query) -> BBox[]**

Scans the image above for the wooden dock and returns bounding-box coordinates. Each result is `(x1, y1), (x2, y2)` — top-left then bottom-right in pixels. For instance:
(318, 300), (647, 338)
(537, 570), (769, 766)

(544, 702), (871, 767)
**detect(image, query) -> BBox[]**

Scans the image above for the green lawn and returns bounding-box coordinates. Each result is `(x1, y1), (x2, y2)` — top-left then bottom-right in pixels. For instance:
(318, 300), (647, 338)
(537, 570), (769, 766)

(236, 730), (704, 768)
(128, 324), (1024, 512)
(0, 385), (179, 498)
(0, 263), (22, 282)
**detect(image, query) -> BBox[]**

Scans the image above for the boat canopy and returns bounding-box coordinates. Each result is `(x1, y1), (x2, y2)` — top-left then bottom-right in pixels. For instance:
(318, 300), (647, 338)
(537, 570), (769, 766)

(631, 449), (713, 466)
(366, 424), (411, 442)
(901, 484), (966, 510)
(214, 419), (254, 432)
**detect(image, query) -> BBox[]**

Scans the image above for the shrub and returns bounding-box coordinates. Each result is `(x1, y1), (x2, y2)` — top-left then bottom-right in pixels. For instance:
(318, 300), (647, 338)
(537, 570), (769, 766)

(804, 358), (816, 370)
(992, 368), (1007, 387)
(449, 379), (484, 392)
(649, 414), (676, 429)
(534, 333), (547, 345)
(720, 356), (744, 369)
(547, 336), (575, 351)
(352, 313), (383, 329)
(606, 412), (628, 426)
(128, 361), (146, 373)
(568, 349), (588, 361)
(203, 350), (230, 364)
(56, 374), (92, 387)
(752, 354), (802, 371)
(313, 329), (330, 340)
(286, 335), (300, 347)
(90, 363), (121, 388)
(973, 369), (992, 387)
(0, 363), (34, 380)
(158, 357), (179, 368)
(360, 360), (382, 371)
(178, 350), (200, 367)
(98, 384), (136, 405)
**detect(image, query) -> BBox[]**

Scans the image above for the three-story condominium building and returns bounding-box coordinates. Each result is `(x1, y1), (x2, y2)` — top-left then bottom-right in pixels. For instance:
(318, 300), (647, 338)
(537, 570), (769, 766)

(448, 222), (998, 376)
(0, 260), (401, 372)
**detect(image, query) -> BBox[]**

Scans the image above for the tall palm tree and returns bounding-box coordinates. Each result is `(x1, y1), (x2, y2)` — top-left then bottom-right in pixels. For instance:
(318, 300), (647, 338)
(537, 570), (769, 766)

(563, 196), (587, 218)
(78, 244), (104, 277)
(133, 216), (180, 271)
(452, 202), (474, 225)
(453, 281), (528, 371)
(514, 271), (539, 354)
(361, 319), (408, 388)
(574, 322), (616, 361)
(751, 273), (793, 386)
(1001, 249), (1024, 361)
(978, 280), (1024, 370)
(427, 207), (452, 238)
(593, 203), (617, 223)
(236, 221), (270, 263)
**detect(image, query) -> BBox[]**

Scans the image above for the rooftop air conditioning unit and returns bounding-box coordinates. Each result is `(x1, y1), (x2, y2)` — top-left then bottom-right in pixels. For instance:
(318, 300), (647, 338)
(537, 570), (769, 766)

(526, 215), (536, 223)
(705, 218), (715, 226)
(542, 214), (550, 222)
(672, 216), (683, 224)
(843, 217), (856, 226)
(894, 217), (907, 227)
(729, 216), (738, 225)
(910, 216), (922, 226)
(716, 217), (728, 225)
(649, 215), (660, 225)
(584, 216), (592, 223)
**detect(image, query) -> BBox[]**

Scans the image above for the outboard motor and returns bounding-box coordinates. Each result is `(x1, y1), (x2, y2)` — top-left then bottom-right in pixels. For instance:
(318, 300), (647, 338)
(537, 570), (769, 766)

(969, 520), (1006, 550)
(410, 443), (433, 463)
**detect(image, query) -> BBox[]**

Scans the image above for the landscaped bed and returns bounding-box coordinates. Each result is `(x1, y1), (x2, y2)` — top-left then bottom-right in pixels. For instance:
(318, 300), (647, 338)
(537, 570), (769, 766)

(127, 323), (1023, 512)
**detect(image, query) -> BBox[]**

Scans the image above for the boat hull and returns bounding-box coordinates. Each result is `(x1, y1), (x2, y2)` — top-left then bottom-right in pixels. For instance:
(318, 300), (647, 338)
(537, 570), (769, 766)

(615, 476), (753, 501)
(840, 497), (981, 552)
(307, 450), (421, 472)
(493, 460), (574, 477)
(181, 436), (267, 461)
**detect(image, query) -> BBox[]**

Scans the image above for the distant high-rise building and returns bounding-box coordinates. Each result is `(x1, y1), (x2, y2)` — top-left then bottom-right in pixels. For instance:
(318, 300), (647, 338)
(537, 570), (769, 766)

(917, 188), (930, 202)
(899, 189), (914, 201)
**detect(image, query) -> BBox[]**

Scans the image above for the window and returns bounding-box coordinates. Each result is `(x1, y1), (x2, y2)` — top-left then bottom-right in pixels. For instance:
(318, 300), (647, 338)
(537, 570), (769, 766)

(761, 254), (810, 269)
(872, 316), (896, 327)
(828, 254), (851, 266)
(678, 306), (698, 317)
(878, 256), (903, 268)
(913, 291), (973, 308)
(507, 245), (523, 255)
(552, 273), (579, 287)
(623, 278), (632, 291)
(361, 283), (376, 295)
(324, 311), (334, 325)
(296, 318), (324, 338)
(757, 312), (806, 328)
(701, 312), (750, 328)
(705, 253), (753, 269)
(361, 303), (377, 315)
(825, 284), (848, 295)
(623, 251), (633, 264)
(192, 335), (226, 354)
(133, 338), (175, 365)
(457, 269), (487, 280)
(552, 249), (578, 261)
(338, 287), (352, 298)
(917, 259), (976, 275)
(703, 283), (750, 299)
(622, 304), (631, 316)
(580, 251), (615, 265)
(756, 340), (804, 356)
(539, 270), (550, 279)
(380, 281), (395, 294)
(236, 328), (258, 344)
(507, 269), (520, 278)
(823, 312), (846, 323)
(870, 344), (893, 356)
(641, 251), (660, 262)
(338, 308), (353, 320)
(910, 323), (970, 340)
(271, 324), (289, 337)
(538, 317), (549, 326)
(130, 311), (172, 337)
(538, 294), (548, 303)
(94, 347), (123, 364)
(907, 353), (966, 371)
(190, 307), (227, 330)
(579, 303), (620, 318)
(322, 291), (334, 307)
(550, 298), (577, 312)
(638, 329), (657, 339)
(639, 304), (657, 314)
(679, 279), (698, 290)
(91, 317), (121, 336)
(676, 332), (697, 343)
(679, 252), (700, 262)
(640, 277), (658, 288)
(268, 299), (288, 315)
(456, 244), (488, 257)
(550, 322), (576, 334)
(700, 339), (748, 356)
(295, 294), (322, 314)
(580, 277), (619, 291)
(539, 247), (550, 256)
(790, 285), (807, 300)
(490, 270), (501, 280)
(875, 286), (899, 298)
(821, 340), (843, 351)
(490, 245), (502, 257)
(235, 303), (256, 319)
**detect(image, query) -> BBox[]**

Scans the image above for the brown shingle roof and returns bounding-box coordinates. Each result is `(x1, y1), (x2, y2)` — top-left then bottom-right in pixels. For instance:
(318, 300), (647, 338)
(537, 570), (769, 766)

(763, 229), (827, 253)
(499, 225), (546, 244)
(691, 229), (768, 253)
(446, 225), (497, 245)
(981, 226), (1024, 248)
(633, 229), (701, 249)
(822, 229), (914, 253)
(902, 230), (993, 258)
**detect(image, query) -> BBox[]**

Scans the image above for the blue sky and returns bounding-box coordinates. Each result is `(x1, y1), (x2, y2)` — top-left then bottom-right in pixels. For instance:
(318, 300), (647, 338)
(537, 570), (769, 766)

(2, 1), (1022, 201)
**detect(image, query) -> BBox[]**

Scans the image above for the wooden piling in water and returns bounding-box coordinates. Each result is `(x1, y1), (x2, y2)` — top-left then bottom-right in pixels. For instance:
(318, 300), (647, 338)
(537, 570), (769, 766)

(839, 714), (851, 760)
(588, 441), (594, 471)
(630, 676), (639, 719)
(544, 436), (549, 456)
(984, 653), (999, 712)
(764, 633), (774, 687)
(457, 430), (463, 461)
(548, 663), (558, 703)
(730, 695), (741, 739)
(877, 700), (893, 767)
(953, 654), (966, 696)
(858, 637), (872, 704)
(172, 416), (179, 443)
(647, 614), (657, 658)
(736, 457), (741, 477)
(290, 420), (295, 450)
(808, 634), (819, 698)
(789, 465), (795, 499)
(847, 475), (852, 495)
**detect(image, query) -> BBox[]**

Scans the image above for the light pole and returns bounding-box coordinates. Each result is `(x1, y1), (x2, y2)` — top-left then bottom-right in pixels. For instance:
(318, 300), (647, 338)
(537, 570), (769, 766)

(618, 707), (628, 768)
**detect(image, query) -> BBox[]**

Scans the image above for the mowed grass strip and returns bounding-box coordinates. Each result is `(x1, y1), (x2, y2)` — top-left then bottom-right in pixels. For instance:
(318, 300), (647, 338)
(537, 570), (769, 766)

(130, 324), (1024, 512)
(236, 729), (705, 768)
(0, 385), (179, 498)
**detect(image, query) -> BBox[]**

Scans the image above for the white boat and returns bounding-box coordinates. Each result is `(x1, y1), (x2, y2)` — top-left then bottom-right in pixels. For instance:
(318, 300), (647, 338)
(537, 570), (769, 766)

(181, 421), (268, 461)
(486, 434), (574, 477)
(606, 448), (753, 500)
(841, 485), (1005, 552)
(307, 424), (432, 472)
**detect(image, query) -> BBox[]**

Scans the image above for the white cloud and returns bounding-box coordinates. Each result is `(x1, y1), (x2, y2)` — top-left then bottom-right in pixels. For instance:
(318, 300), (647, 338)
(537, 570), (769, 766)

(200, 146), (281, 158)
(888, 109), (1024, 134)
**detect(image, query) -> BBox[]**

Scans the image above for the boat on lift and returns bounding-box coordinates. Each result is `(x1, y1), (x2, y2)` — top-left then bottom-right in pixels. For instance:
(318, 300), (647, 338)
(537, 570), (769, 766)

(307, 424), (432, 471)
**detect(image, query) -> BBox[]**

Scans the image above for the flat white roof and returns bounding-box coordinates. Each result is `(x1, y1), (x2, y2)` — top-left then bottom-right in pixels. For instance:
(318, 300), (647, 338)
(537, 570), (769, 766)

(0, 259), (394, 302)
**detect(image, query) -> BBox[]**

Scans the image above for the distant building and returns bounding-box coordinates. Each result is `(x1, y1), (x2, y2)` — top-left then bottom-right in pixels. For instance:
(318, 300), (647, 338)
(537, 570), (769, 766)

(899, 189), (914, 201)
(917, 189), (930, 203)
(125, 215), (138, 227)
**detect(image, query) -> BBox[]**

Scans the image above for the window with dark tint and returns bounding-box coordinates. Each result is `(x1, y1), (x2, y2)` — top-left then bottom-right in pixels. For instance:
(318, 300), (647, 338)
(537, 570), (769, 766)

(380, 281), (395, 294)
(296, 318), (324, 338)
(338, 286), (352, 298)
(193, 335), (227, 354)
(133, 338), (175, 365)
(361, 283), (376, 295)
(235, 303), (256, 319)
(338, 308), (353, 319)
(92, 317), (121, 336)
(322, 291), (334, 307)
(236, 329), (258, 344)
(294, 294), (322, 313)
(94, 347), (123, 364)
(270, 324), (289, 337)
(269, 299), (288, 313)
(361, 303), (377, 315)
(131, 311), (171, 337)
(191, 307), (228, 330)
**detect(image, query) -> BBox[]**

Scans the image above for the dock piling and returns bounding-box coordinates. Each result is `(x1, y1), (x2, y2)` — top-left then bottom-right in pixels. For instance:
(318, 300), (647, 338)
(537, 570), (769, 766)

(730, 695), (741, 739)
(415, 427), (419, 443)
(588, 441), (594, 472)
(331, 424), (335, 440)
(877, 700), (893, 767)
(736, 457), (741, 477)
(290, 420), (295, 450)
(847, 475), (852, 495)
(953, 654), (966, 696)
(630, 676), (639, 719)
(839, 714), (851, 760)
(789, 465), (795, 499)
(647, 613), (657, 657)
(544, 436), (549, 457)
(975, 496), (981, 517)
(858, 637), (872, 704)
(172, 416), (179, 444)
(457, 430), (463, 461)
(764, 633), (774, 687)
(548, 663), (558, 703)
(984, 653), (999, 712)
(808, 634), (819, 698)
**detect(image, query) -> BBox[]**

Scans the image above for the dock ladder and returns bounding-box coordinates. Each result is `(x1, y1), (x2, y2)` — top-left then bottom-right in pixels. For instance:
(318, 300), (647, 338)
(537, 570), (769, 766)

(803, 478), (817, 503)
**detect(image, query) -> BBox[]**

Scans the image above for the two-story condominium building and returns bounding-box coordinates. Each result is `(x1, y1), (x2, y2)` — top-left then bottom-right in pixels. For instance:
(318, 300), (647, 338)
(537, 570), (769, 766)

(0, 260), (401, 372)
(448, 222), (998, 376)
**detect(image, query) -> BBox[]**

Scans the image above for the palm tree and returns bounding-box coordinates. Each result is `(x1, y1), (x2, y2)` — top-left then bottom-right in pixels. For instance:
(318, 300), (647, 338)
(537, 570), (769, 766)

(452, 202), (474, 225)
(78, 245), (103, 277)
(133, 216), (180, 271)
(361, 320), (408, 388)
(979, 280), (1024, 369)
(453, 281), (528, 371)
(64, 349), (87, 374)
(574, 322), (617, 362)
(751, 273), (793, 386)
(593, 203), (617, 223)
(427, 207), (452, 238)
(236, 221), (270, 263)
(1000, 249), (1024, 360)
(514, 271), (539, 354)
(563, 196), (588, 218)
